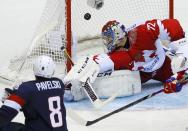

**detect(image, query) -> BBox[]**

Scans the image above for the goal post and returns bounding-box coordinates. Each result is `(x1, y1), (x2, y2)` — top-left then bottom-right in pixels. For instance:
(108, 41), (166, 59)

(0, 0), (174, 82)
(169, 0), (174, 19)
(65, 0), (72, 72)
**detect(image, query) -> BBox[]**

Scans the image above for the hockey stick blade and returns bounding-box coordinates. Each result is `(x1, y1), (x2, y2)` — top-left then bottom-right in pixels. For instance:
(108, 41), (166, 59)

(83, 79), (120, 109)
(67, 109), (88, 126)
(67, 89), (122, 125)
(92, 90), (120, 109)
(85, 89), (163, 126)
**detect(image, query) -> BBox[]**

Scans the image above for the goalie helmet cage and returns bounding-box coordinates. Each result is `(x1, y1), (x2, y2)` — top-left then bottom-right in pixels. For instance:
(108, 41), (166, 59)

(1, 0), (174, 81)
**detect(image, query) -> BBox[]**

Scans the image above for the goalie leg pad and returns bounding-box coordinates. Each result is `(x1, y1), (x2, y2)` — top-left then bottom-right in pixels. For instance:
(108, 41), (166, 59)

(64, 70), (141, 101)
(93, 70), (141, 98)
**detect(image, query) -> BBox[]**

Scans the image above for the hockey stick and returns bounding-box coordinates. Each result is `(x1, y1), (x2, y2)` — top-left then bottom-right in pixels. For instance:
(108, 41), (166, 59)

(85, 88), (163, 126)
(0, 75), (15, 83)
(61, 46), (120, 108)
(67, 88), (163, 126)
(68, 74), (188, 126)
(61, 46), (75, 66)
(82, 78), (121, 109)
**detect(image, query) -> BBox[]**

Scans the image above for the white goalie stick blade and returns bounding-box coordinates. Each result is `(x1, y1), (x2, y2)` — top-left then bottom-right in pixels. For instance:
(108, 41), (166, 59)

(82, 78), (120, 109)
(66, 109), (87, 126)
(0, 75), (15, 83)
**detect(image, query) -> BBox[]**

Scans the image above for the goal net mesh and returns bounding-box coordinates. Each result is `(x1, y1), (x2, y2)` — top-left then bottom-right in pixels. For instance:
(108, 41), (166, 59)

(0, 0), (173, 82)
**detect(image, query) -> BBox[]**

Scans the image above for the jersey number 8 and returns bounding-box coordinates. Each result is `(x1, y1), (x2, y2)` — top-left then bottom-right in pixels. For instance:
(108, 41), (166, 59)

(48, 96), (63, 128)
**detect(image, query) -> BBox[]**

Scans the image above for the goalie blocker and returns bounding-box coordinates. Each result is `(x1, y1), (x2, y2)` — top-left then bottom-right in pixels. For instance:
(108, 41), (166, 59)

(63, 55), (141, 102)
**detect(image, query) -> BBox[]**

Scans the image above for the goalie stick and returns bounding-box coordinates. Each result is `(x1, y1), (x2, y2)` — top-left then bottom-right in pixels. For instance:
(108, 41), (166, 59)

(82, 78), (121, 108)
(0, 76), (15, 83)
(67, 88), (164, 126)
(68, 74), (188, 126)
(61, 46), (120, 108)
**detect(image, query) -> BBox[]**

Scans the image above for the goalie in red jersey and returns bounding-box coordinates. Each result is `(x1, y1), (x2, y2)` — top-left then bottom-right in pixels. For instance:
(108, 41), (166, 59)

(64, 19), (188, 102)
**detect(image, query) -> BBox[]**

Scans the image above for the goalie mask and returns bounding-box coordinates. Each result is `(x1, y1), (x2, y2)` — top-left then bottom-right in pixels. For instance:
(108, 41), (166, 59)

(102, 20), (127, 52)
(33, 55), (56, 78)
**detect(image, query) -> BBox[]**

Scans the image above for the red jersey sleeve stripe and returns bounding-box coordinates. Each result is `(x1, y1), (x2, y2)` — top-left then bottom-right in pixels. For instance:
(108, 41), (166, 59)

(8, 95), (26, 107)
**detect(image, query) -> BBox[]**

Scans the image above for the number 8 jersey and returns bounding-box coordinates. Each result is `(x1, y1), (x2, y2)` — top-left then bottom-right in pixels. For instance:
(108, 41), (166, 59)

(1, 77), (68, 131)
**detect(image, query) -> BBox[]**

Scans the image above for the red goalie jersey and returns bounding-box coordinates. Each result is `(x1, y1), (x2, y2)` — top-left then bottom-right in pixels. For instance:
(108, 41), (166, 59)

(94, 19), (185, 83)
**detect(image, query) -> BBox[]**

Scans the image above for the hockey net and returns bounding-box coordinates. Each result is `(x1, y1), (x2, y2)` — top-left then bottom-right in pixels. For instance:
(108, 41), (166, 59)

(0, 0), (174, 83)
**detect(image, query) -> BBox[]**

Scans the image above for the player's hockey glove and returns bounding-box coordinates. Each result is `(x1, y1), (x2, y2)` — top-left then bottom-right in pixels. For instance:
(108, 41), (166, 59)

(164, 77), (182, 94)
(164, 71), (187, 94)
(1, 88), (17, 103)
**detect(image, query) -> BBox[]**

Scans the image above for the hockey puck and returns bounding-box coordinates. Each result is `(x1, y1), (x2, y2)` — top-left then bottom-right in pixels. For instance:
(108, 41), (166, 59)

(60, 46), (65, 50)
(84, 13), (91, 20)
